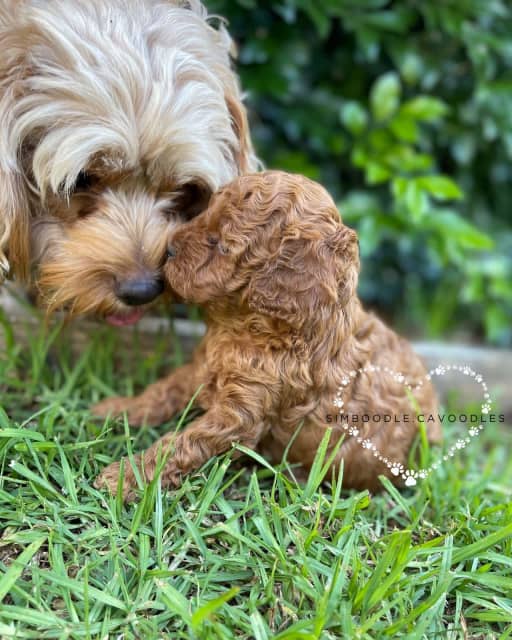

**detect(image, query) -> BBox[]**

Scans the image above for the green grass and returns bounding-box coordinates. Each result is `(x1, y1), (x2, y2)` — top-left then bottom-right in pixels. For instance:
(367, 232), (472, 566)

(0, 314), (511, 639)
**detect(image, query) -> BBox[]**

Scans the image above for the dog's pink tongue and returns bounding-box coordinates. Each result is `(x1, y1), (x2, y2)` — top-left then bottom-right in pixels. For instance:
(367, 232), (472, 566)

(106, 309), (145, 327)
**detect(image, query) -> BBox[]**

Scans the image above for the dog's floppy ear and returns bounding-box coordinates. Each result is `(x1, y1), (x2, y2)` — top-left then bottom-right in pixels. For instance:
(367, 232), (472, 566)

(226, 94), (258, 174)
(0, 54), (31, 284)
(0, 170), (31, 284)
(246, 223), (359, 331)
(182, 0), (259, 175)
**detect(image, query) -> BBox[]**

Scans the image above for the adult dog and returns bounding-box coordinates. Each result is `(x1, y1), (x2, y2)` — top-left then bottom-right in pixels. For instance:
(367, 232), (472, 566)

(0, 0), (256, 323)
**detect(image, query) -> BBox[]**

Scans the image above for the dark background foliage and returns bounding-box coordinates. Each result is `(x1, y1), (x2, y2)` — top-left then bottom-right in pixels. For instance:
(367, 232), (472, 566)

(207, 0), (512, 346)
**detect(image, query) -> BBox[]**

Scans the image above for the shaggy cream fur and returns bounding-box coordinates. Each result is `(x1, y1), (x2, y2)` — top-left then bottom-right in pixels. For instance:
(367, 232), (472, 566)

(0, 0), (256, 321)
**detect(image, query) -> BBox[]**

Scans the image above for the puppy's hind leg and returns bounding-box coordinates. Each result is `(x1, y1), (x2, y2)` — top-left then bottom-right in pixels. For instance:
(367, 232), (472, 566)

(91, 363), (199, 427)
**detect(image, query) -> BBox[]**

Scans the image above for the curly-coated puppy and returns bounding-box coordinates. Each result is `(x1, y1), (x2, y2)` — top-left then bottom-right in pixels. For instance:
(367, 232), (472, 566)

(94, 171), (441, 499)
(0, 0), (256, 323)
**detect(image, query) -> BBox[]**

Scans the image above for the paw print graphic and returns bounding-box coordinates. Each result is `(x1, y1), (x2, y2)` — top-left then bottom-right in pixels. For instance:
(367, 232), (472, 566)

(402, 470), (418, 487)
(389, 463), (404, 477)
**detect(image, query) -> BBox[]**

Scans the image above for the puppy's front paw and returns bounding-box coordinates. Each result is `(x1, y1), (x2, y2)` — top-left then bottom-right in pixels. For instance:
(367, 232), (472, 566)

(94, 459), (139, 501)
(92, 396), (132, 418)
(91, 397), (154, 427)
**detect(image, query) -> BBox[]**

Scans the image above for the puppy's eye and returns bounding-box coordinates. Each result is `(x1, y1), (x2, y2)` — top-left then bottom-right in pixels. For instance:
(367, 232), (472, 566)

(207, 235), (229, 254)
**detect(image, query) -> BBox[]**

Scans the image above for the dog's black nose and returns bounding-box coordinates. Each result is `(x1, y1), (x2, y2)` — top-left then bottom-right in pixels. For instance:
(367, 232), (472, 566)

(167, 245), (177, 259)
(116, 277), (164, 306)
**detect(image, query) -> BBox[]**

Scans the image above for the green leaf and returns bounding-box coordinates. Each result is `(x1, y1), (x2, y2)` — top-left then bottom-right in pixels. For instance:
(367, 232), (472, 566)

(191, 587), (239, 631)
(0, 538), (46, 603)
(365, 162), (391, 184)
(32, 569), (128, 611)
(0, 407), (11, 429)
(405, 180), (429, 219)
(417, 175), (463, 200)
(354, 530), (412, 613)
(351, 145), (368, 168)
(157, 580), (192, 624)
(451, 521), (512, 564)
(357, 216), (382, 256)
(370, 72), (401, 122)
(386, 147), (433, 172)
(300, 0), (331, 38)
(338, 191), (380, 221)
(9, 461), (64, 501)
(390, 114), (419, 142)
(0, 428), (44, 441)
(392, 177), (408, 199)
(400, 52), (424, 85)
(340, 101), (368, 135)
(401, 96), (448, 121)
(431, 210), (494, 250)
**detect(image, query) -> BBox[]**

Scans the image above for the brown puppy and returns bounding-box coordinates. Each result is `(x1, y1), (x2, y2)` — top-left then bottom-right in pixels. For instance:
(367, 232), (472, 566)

(94, 171), (441, 499)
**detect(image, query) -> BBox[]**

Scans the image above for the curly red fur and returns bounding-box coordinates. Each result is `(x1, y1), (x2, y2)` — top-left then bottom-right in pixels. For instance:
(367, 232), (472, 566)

(94, 171), (441, 500)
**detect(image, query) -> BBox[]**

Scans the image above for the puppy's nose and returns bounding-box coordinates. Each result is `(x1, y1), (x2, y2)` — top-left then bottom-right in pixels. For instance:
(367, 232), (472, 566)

(116, 277), (164, 306)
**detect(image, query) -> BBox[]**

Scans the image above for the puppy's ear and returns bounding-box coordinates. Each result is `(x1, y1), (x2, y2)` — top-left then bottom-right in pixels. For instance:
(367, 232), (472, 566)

(226, 94), (258, 174)
(246, 223), (359, 331)
(327, 224), (360, 307)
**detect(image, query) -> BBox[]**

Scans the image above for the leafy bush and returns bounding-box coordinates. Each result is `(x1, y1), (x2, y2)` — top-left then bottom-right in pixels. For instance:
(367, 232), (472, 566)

(208, 0), (512, 345)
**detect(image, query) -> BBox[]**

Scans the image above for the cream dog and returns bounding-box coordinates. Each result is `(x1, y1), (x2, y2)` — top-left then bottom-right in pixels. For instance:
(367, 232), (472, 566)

(0, 0), (256, 323)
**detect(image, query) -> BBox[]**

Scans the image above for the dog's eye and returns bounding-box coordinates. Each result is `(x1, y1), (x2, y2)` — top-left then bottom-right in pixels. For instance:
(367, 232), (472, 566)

(175, 183), (212, 221)
(207, 235), (219, 248)
(73, 171), (95, 193)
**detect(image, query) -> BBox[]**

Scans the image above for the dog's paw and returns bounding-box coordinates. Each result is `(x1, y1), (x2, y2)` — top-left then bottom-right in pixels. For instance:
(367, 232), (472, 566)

(94, 459), (139, 501)
(91, 396), (131, 418)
